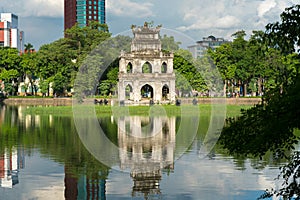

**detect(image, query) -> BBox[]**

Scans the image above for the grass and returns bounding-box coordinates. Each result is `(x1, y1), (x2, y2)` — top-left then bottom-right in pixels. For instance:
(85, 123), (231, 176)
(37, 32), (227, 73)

(23, 104), (252, 117)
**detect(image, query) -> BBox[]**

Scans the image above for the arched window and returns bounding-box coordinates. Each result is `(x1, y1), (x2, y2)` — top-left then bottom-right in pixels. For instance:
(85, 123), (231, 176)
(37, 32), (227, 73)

(161, 62), (167, 73)
(126, 62), (133, 73)
(142, 62), (152, 73)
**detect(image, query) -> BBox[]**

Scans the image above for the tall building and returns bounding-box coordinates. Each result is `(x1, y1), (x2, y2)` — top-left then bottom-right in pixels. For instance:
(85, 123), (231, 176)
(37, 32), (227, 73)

(0, 13), (24, 52)
(64, 0), (106, 31)
(188, 35), (229, 58)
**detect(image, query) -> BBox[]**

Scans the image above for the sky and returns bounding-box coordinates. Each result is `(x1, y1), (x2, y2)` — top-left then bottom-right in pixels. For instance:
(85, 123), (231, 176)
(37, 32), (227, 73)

(0, 0), (299, 50)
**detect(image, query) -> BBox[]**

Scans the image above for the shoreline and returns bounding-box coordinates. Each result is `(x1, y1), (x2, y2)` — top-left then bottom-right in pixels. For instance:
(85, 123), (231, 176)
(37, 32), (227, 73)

(2, 97), (261, 106)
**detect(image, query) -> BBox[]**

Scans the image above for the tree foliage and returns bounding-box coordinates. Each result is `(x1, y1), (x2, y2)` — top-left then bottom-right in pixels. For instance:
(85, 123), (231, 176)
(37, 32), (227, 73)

(258, 151), (300, 200)
(161, 34), (181, 52)
(36, 21), (111, 96)
(218, 4), (300, 199)
(1, 13), (299, 100)
(208, 29), (289, 97)
(220, 3), (300, 156)
(265, 4), (300, 54)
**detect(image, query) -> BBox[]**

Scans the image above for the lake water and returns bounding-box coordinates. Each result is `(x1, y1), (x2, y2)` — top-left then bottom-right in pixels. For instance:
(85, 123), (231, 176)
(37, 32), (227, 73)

(0, 105), (287, 200)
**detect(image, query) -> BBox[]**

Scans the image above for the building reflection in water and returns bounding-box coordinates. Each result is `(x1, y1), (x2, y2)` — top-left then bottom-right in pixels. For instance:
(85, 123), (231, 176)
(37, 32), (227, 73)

(0, 106), (25, 189)
(118, 116), (176, 198)
(0, 147), (25, 188)
(64, 166), (107, 200)
(17, 106), (43, 129)
(0, 105), (177, 198)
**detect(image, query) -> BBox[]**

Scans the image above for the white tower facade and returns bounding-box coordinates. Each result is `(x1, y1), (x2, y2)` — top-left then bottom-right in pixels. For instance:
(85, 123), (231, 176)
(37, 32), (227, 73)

(118, 23), (176, 104)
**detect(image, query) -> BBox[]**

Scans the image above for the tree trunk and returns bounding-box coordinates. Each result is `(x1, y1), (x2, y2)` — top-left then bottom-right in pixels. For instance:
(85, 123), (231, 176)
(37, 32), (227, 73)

(231, 79), (234, 94)
(258, 77), (262, 96)
(223, 80), (227, 97)
(243, 82), (247, 97)
(31, 81), (34, 95)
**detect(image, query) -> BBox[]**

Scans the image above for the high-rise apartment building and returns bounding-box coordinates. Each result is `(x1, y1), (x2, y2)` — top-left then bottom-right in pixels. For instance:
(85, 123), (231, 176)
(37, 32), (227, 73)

(0, 13), (24, 52)
(188, 35), (229, 58)
(64, 0), (106, 31)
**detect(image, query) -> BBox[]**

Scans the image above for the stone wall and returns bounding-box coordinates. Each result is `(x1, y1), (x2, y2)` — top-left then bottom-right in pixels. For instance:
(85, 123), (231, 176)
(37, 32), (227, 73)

(3, 97), (261, 106)
(3, 98), (73, 106)
(179, 97), (262, 105)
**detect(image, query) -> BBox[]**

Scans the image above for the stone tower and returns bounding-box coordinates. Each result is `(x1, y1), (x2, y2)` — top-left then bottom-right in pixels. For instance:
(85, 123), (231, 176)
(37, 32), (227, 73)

(118, 23), (176, 104)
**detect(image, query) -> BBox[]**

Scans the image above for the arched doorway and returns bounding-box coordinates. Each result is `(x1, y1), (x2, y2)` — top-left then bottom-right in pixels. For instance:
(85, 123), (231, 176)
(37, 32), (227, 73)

(141, 84), (153, 99)
(125, 84), (133, 100)
(142, 62), (152, 73)
(162, 85), (169, 100)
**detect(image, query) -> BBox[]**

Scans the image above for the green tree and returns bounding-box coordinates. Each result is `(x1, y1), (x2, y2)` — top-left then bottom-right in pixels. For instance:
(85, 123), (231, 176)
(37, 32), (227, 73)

(94, 35), (131, 96)
(0, 69), (19, 95)
(265, 4), (300, 54)
(21, 52), (38, 95)
(231, 30), (253, 96)
(0, 47), (21, 71)
(173, 49), (195, 96)
(35, 21), (112, 97)
(161, 34), (181, 52)
(0, 47), (21, 95)
(219, 4), (300, 199)
(98, 80), (111, 96)
(208, 43), (236, 96)
(64, 21), (111, 55)
(195, 54), (224, 95)
(52, 72), (69, 95)
(38, 79), (50, 96)
(24, 43), (34, 53)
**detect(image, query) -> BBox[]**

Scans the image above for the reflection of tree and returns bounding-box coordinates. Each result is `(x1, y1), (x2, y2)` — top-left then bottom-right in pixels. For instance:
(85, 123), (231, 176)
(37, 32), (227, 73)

(2, 104), (294, 198)
(0, 105), (111, 199)
(0, 106), (21, 152)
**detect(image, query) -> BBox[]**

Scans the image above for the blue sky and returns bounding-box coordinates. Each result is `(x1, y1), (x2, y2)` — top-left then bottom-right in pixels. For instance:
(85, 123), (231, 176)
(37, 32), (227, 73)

(0, 0), (299, 49)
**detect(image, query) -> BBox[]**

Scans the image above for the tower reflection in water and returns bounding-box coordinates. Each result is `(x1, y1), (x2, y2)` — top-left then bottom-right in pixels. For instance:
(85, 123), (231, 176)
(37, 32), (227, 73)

(118, 116), (176, 198)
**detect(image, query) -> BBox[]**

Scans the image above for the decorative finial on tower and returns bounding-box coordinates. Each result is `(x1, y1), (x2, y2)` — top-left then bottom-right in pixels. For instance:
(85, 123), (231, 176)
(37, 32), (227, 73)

(144, 22), (148, 28)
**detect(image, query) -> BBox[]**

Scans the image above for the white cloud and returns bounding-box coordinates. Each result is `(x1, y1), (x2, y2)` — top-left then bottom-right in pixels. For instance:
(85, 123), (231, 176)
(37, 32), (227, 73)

(216, 15), (241, 29)
(107, 0), (154, 18)
(257, 0), (277, 18)
(1, 0), (297, 49)
(174, 0), (299, 40)
(178, 15), (240, 31)
(0, 0), (63, 18)
(176, 0), (253, 32)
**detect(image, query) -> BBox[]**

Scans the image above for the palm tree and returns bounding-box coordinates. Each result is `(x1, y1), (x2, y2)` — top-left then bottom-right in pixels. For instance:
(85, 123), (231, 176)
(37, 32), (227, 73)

(24, 43), (34, 53)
